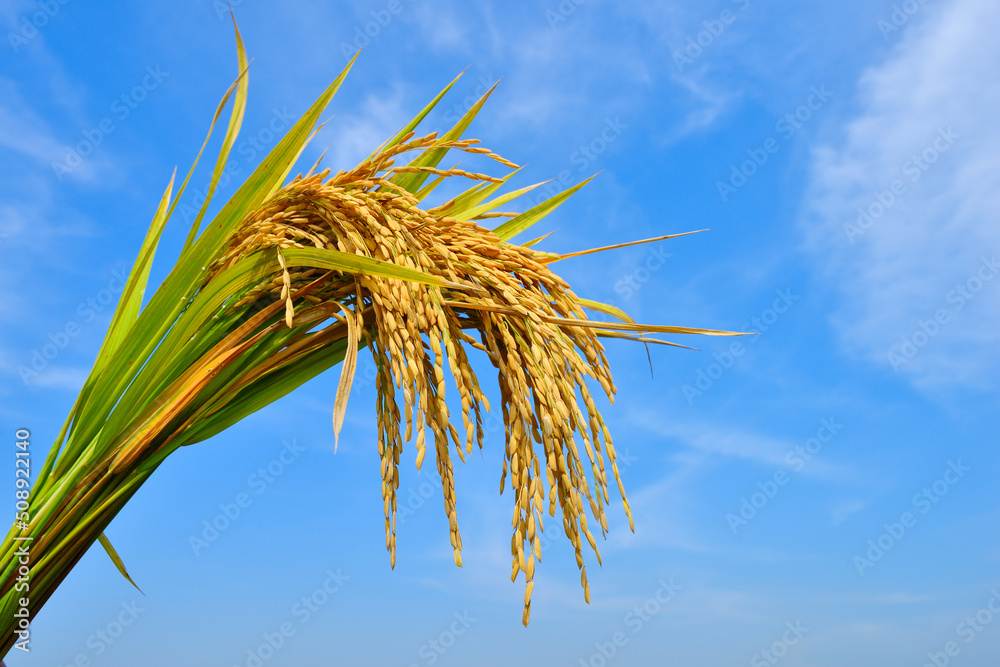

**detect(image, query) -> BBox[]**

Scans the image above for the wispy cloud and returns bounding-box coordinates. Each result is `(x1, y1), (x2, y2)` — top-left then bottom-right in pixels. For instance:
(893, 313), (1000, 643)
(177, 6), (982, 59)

(631, 408), (853, 480)
(0, 76), (69, 165)
(829, 498), (867, 525)
(23, 366), (88, 391)
(661, 75), (739, 144)
(801, 0), (1000, 395)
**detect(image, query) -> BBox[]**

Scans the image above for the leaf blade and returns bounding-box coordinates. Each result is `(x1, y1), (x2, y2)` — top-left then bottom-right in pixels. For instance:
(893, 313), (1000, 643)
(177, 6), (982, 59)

(98, 533), (143, 593)
(181, 16), (251, 252)
(493, 176), (595, 242)
(391, 81), (500, 194)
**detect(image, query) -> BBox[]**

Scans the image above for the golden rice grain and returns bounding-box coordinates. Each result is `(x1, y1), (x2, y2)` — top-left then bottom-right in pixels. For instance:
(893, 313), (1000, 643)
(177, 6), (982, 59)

(208, 135), (632, 625)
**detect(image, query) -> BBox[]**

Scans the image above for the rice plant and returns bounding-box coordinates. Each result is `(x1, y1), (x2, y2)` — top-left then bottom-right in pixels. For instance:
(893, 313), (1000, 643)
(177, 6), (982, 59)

(0, 21), (739, 656)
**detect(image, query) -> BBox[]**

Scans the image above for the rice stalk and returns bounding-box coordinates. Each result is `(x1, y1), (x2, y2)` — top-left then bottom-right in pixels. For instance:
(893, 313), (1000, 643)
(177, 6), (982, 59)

(0, 22), (742, 654)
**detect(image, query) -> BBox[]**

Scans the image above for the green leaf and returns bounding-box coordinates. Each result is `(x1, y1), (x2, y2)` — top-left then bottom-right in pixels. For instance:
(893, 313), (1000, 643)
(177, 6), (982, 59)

(98, 241), (478, 451)
(164, 336), (353, 458)
(280, 246), (477, 290)
(493, 175), (595, 242)
(98, 533), (143, 593)
(65, 170), (176, 444)
(90, 172), (175, 380)
(578, 298), (637, 324)
(188, 51), (361, 264)
(68, 54), (362, 460)
(442, 168), (523, 220)
(521, 230), (558, 248)
(414, 171), (448, 203)
(370, 69), (466, 161)
(92, 251), (283, 451)
(455, 176), (551, 222)
(181, 15), (250, 252)
(391, 80), (500, 194)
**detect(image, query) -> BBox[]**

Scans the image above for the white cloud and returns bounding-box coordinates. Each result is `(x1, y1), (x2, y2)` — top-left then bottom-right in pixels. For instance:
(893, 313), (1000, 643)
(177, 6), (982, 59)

(660, 74), (739, 144)
(607, 448), (711, 554)
(23, 366), (88, 392)
(0, 72), (112, 184)
(0, 76), (66, 164)
(632, 410), (852, 480)
(802, 0), (1000, 394)
(411, 5), (470, 53)
(829, 498), (867, 525)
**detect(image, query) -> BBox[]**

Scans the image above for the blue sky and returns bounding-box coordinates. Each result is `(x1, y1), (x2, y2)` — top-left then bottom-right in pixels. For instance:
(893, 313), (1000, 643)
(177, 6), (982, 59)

(2, 0), (999, 665)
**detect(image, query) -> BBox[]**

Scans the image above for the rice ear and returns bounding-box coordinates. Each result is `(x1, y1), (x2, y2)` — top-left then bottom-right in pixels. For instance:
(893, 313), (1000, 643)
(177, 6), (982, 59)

(198, 132), (740, 620)
(0, 38), (743, 649)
